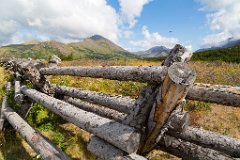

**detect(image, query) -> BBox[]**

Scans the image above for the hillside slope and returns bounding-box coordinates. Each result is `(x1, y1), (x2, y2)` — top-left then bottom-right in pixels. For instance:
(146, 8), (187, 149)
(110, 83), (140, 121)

(0, 35), (135, 60)
(193, 45), (240, 63)
(133, 46), (170, 58)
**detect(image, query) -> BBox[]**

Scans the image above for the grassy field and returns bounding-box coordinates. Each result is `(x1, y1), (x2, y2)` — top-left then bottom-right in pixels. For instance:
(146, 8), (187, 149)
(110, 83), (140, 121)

(0, 59), (240, 160)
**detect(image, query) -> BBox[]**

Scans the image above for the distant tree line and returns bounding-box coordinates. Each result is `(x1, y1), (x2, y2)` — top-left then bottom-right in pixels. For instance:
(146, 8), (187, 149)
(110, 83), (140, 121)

(192, 45), (240, 63)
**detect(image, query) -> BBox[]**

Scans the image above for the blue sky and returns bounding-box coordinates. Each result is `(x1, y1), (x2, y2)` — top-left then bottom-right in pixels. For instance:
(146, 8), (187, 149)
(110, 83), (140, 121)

(109, 0), (209, 50)
(0, 0), (239, 52)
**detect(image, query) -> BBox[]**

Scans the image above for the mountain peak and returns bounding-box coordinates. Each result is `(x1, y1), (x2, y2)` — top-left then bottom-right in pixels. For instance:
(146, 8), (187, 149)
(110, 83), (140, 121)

(133, 46), (170, 58)
(88, 35), (106, 41)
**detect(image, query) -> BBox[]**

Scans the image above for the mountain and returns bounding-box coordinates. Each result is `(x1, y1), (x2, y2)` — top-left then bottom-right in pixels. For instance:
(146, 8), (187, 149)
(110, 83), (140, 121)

(195, 39), (240, 53)
(133, 46), (170, 58)
(0, 35), (136, 60)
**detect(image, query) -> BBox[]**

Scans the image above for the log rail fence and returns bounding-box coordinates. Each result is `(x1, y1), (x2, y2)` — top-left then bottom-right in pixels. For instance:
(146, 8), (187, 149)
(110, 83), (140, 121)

(0, 44), (239, 160)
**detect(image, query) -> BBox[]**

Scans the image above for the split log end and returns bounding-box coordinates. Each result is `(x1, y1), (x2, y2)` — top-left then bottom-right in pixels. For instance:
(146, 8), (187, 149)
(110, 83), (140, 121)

(168, 62), (196, 86)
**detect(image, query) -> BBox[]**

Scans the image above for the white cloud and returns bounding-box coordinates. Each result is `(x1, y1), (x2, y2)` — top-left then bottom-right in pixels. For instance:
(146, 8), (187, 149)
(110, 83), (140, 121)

(0, 0), (119, 45)
(198, 0), (240, 47)
(129, 26), (179, 50)
(118, 0), (152, 28)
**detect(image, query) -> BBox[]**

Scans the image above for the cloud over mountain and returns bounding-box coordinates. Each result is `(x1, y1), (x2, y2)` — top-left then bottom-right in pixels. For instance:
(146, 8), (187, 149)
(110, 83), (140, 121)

(0, 0), (119, 45)
(199, 0), (240, 47)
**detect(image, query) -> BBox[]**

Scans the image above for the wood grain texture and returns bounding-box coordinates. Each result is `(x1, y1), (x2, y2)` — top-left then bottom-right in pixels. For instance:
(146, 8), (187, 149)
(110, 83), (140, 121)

(2, 97), (71, 160)
(88, 136), (147, 160)
(187, 83), (240, 107)
(54, 84), (134, 114)
(140, 62), (196, 153)
(170, 127), (240, 158)
(65, 97), (127, 122)
(21, 86), (141, 154)
(40, 66), (168, 83)
(158, 135), (234, 160)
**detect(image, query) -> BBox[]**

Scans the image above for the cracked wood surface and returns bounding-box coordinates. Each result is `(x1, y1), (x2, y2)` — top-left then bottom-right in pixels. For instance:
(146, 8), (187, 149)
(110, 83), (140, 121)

(2, 97), (71, 160)
(40, 66), (168, 83)
(65, 97), (127, 123)
(140, 62), (196, 153)
(170, 127), (240, 158)
(21, 86), (141, 154)
(187, 83), (240, 107)
(88, 136), (147, 160)
(53, 84), (134, 114)
(158, 135), (235, 160)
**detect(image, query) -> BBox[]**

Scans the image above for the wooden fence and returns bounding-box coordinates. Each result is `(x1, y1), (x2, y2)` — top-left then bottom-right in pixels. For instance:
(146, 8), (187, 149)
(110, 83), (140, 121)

(0, 44), (239, 160)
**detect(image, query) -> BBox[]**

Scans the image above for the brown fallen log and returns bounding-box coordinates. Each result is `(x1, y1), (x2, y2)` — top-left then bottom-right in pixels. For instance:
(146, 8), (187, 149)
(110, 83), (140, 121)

(187, 83), (240, 107)
(21, 86), (141, 154)
(157, 135), (235, 160)
(65, 97), (127, 122)
(40, 66), (168, 83)
(1, 97), (71, 160)
(88, 136), (147, 160)
(140, 62), (196, 153)
(53, 84), (134, 114)
(170, 127), (240, 158)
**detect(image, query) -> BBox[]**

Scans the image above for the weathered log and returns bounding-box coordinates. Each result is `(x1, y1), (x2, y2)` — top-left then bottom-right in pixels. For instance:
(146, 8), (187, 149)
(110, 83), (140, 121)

(65, 97), (127, 122)
(88, 136), (147, 160)
(13, 80), (33, 118)
(48, 55), (61, 67)
(0, 82), (12, 130)
(53, 85), (134, 114)
(157, 135), (234, 160)
(169, 127), (240, 158)
(21, 86), (141, 153)
(123, 44), (193, 128)
(187, 83), (240, 107)
(140, 62), (196, 153)
(7, 59), (55, 95)
(0, 97), (7, 130)
(122, 84), (159, 128)
(14, 80), (24, 103)
(40, 66), (168, 83)
(5, 81), (12, 92)
(162, 44), (192, 67)
(1, 97), (71, 160)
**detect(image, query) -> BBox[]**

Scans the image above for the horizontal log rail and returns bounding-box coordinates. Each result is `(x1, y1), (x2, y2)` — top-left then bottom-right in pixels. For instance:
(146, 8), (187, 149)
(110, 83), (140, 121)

(2, 58), (240, 107)
(157, 135), (234, 160)
(187, 83), (240, 107)
(65, 97), (127, 122)
(1, 97), (71, 160)
(53, 84), (135, 114)
(20, 86), (141, 154)
(60, 94), (240, 158)
(40, 66), (168, 83)
(53, 83), (240, 119)
(170, 127), (240, 157)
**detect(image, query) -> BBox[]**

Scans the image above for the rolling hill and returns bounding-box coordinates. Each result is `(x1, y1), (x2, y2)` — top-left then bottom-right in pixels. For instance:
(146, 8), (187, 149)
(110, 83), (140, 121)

(0, 35), (136, 60)
(193, 44), (240, 63)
